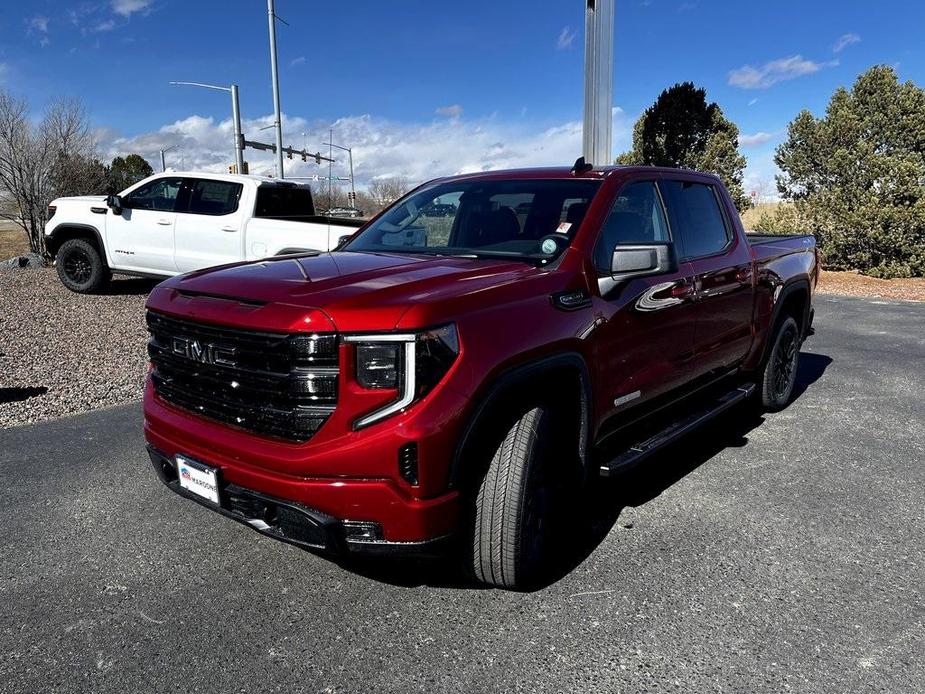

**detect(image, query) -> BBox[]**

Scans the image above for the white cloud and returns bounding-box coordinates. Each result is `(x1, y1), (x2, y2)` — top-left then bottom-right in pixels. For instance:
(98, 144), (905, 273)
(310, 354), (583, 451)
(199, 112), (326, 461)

(557, 26), (576, 50)
(740, 131), (776, 147)
(93, 19), (117, 32)
(97, 109), (633, 186)
(747, 97), (759, 107)
(28, 15), (50, 32)
(728, 55), (835, 90)
(290, 56), (306, 67)
(112, 0), (152, 17)
(833, 33), (860, 53)
(435, 104), (463, 118)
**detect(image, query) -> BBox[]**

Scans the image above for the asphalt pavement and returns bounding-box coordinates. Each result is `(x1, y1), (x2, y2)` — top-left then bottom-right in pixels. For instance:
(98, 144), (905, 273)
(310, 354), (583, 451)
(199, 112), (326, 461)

(1, 294), (923, 693)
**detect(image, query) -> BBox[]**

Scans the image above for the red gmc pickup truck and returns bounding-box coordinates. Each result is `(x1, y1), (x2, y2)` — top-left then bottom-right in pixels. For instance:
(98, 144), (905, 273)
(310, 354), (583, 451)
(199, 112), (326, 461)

(144, 163), (818, 589)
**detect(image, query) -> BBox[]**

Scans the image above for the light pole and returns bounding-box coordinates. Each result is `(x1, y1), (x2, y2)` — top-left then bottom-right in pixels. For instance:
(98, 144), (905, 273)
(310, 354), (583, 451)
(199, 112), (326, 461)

(582, 0), (614, 165)
(159, 145), (177, 172)
(169, 81), (245, 172)
(323, 136), (356, 208)
(267, 0), (285, 178)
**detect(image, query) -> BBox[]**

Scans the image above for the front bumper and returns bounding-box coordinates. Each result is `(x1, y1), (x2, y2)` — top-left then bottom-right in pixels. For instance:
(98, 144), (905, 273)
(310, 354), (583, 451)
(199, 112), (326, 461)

(147, 445), (453, 557)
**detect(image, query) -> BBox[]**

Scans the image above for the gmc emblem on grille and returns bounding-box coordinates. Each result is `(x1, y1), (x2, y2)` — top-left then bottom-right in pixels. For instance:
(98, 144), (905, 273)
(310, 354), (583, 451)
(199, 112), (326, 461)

(171, 337), (237, 367)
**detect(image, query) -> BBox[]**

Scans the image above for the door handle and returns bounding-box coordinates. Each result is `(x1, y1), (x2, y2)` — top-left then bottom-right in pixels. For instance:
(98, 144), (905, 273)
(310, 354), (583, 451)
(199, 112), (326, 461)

(220, 226), (238, 232)
(670, 281), (695, 299)
(156, 219), (172, 226)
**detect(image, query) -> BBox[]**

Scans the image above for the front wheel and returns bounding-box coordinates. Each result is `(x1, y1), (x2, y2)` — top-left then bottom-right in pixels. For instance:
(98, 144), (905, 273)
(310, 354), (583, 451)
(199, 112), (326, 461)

(760, 315), (801, 411)
(470, 406), (573, 589)
(55, 239), (109, 293)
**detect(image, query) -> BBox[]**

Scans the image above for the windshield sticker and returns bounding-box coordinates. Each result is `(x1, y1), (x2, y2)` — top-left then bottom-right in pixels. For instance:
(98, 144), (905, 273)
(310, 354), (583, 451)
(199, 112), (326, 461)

(556, 222), (572, 234)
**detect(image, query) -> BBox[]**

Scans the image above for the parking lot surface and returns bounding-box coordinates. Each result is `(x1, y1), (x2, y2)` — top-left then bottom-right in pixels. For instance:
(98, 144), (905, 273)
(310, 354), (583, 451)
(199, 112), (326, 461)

(1, 295), (922, 693)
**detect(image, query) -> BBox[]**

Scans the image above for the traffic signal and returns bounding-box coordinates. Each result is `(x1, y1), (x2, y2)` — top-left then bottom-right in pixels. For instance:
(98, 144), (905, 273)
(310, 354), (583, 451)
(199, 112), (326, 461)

(229, 164), (236, 174)
(315, 153), (322, 165)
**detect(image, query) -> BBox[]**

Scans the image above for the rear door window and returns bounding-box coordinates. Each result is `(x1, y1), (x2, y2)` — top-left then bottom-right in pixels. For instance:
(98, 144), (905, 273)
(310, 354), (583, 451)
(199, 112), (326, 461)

(184, 179), (243, 216)
(659, 180), (730, 259)
(255, 186), (316, 218)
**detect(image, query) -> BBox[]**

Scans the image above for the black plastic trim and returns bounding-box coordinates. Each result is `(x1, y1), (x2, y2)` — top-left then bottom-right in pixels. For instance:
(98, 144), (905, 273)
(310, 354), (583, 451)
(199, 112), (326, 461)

(448, 352), (592, 488)
(46, 223), (105, 260)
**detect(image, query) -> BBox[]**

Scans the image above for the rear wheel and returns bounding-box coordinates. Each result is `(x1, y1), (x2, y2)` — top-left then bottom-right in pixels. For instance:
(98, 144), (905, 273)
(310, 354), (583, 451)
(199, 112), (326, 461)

(470, 405), (575, 589)
(760, 316), (800, 411)
(56, 239), (109, 293)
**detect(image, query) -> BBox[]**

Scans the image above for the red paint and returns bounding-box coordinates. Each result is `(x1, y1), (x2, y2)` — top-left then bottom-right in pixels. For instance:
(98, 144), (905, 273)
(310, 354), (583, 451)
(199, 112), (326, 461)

(144, 166), (817, 544)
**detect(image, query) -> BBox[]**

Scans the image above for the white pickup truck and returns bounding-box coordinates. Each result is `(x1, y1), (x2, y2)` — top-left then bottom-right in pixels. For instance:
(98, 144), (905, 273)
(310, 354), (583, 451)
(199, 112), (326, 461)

(44, 172), (364, 293)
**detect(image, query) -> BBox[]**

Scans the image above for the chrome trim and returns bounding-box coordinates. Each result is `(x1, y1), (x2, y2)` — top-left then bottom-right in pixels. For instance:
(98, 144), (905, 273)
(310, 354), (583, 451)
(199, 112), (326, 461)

(343, 334), (416, 343)
(348, 335), (417, 428)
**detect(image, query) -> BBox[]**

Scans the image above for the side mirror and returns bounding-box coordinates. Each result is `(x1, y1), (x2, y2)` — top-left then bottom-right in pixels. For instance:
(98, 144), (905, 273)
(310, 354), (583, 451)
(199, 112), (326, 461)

(599, 242), (678, 294)
(106, 194), (124, 215)
(334, 233), (354, 250)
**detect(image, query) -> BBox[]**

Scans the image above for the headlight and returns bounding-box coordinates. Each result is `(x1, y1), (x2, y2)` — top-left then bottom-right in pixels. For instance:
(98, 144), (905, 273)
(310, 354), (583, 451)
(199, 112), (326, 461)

(356, 343), (401, 389)
(346, 324), (459, 428)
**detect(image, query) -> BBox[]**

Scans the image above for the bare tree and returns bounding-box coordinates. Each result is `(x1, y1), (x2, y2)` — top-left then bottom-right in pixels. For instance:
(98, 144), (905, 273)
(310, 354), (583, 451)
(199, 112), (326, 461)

(367, 176), (410, 211)
(0, 91), (104, 257)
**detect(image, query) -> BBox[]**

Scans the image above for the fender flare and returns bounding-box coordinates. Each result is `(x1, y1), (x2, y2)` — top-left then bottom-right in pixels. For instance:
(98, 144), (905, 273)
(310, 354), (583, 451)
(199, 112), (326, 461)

(759, 277), (812, 365)
(448, 352), (593, 488)
(46, 223), (106, 263)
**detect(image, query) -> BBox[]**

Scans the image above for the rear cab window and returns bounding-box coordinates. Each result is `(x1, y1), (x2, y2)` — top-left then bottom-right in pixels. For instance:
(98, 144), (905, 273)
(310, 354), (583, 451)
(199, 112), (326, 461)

(659, 179), (731, 259)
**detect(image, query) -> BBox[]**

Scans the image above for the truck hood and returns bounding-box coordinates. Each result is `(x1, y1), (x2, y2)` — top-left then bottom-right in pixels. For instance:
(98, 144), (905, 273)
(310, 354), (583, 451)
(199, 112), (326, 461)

(154, 251), (549, 332)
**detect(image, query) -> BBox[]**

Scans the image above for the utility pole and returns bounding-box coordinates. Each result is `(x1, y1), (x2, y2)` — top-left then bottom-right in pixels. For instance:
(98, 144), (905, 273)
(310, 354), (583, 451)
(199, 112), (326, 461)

(582, 0), (614, 165)
(267, 0), (285, 178)
(323, 137), (356, 208)
(328, 128), (334, 210)
(159, 145), (177, 172)
(169, 81), (244, 172)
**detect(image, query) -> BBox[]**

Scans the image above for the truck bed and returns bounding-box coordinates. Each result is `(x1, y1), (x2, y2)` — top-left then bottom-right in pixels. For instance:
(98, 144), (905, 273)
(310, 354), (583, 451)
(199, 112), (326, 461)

(745, 232), (813, 246)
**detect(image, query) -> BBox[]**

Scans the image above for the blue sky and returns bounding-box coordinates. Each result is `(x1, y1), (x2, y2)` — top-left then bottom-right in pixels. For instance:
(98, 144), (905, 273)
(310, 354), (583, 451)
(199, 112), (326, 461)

(1, 0), (922, 193)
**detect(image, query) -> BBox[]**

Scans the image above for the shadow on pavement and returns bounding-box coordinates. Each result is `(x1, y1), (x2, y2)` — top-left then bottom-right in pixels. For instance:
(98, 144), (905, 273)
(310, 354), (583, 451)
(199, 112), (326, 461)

(328, 350), (833, 592)
(0, 386), (49, 405)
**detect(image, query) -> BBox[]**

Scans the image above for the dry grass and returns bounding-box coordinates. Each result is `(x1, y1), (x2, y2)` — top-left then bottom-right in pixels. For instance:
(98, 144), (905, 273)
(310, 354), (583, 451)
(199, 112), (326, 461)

(739, 202), (787, 231)
(0, 221), (29, 259)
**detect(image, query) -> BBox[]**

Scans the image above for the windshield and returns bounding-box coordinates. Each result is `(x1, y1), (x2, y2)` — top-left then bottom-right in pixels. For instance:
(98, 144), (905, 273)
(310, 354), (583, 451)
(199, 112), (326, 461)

(343, 179), (601, 261)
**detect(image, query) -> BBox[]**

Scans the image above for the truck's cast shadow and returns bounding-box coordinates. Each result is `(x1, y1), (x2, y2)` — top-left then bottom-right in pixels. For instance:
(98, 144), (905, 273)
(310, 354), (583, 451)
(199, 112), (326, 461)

(97, 277), (161, 296)
(0, 386), (49, 405)
(339, 351), (832, 591)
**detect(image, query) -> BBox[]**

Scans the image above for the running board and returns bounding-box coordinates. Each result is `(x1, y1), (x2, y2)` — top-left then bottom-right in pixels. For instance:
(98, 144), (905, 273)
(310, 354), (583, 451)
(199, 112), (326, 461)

(599, 383), (756, 477)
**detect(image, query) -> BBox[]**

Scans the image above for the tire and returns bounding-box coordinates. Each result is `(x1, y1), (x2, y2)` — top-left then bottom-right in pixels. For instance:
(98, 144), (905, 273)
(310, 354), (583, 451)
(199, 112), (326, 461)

(470, 406), (570, 589)
(55, 239), (109, 293)
(760, 315), (801, 411)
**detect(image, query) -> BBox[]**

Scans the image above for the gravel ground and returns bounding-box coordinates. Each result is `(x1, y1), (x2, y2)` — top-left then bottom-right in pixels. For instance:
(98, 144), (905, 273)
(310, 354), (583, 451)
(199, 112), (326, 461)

(817, 269), (925, 301)
(0, 267), (153, 428)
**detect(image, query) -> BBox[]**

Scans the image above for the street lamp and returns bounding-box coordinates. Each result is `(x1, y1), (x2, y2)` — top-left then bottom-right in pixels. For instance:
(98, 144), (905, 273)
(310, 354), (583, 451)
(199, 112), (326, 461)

(323, 135), (356, 209)
(169, 81), (245, 173)
(159, 144), (178, 172)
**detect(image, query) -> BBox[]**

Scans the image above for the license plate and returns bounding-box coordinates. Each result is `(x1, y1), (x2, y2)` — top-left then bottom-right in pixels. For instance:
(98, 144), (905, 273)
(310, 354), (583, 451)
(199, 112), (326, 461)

(176, 455), (220, 504)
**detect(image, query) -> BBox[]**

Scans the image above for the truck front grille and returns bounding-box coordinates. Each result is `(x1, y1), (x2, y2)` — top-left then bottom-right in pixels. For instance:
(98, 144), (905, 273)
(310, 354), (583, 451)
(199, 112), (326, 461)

(146, 311), (338, 442)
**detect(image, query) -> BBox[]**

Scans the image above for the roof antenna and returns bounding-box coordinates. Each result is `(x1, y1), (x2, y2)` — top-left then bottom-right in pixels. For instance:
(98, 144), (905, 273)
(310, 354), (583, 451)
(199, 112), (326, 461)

(571, 156), (593, 175)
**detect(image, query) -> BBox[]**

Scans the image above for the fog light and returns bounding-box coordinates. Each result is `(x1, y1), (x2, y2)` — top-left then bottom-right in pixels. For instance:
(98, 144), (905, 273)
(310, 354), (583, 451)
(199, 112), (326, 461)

(342, 520), (384, 543)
